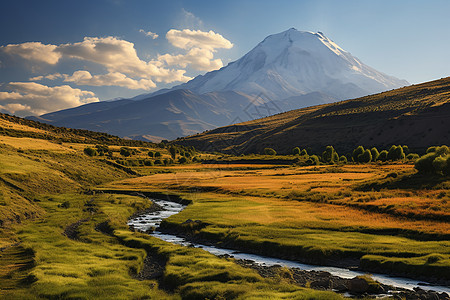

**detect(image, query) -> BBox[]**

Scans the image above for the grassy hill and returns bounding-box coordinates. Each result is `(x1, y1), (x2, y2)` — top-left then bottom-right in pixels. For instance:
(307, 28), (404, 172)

(0, 114), (343, 299)
(174, 77), (450, 154)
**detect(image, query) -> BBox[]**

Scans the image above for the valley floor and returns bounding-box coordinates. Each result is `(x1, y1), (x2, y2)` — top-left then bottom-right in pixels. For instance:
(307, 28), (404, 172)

(1, 133), (449, 299)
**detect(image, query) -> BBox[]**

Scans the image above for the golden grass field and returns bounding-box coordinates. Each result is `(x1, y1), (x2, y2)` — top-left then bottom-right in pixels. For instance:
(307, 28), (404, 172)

(103, 162), (450, 282)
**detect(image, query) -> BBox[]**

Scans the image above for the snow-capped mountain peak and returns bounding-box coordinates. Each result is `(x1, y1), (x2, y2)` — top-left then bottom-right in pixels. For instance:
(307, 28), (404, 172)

(162, 28), (408, 101)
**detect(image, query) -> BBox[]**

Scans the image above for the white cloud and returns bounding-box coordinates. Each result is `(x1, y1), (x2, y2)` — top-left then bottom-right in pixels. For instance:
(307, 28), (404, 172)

(159, 48), (223, 71)
(55, 36), (190, 83)
(1, 37), (191, 84)
(0, 82), (99, 116)
(29, 73), (64, 81)
(64, 70), (157, 90)
(139, 29), (159, 39)
(161, 29), (233, 71)
(0, 42), (62, 64)
(166, 29), (233, 51)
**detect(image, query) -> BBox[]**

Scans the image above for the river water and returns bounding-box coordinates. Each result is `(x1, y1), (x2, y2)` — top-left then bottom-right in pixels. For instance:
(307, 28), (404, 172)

(127, 199), (450, 294)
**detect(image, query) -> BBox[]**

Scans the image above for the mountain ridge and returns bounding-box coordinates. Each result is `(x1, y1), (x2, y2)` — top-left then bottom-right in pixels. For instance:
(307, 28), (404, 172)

(173, 77), (450, 154)
(28, 28), (409, 141)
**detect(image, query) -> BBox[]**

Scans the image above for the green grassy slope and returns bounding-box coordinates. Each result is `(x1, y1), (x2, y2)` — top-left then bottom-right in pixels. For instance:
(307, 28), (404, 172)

(0, 115), (343, 299)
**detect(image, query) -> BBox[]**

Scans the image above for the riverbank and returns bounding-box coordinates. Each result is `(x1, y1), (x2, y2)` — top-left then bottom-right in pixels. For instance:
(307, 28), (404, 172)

(103, 163), (450, 287)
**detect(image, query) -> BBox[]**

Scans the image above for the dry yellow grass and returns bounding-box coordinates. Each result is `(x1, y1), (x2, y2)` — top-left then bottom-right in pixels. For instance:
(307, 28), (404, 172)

(0, 136), (74, 151)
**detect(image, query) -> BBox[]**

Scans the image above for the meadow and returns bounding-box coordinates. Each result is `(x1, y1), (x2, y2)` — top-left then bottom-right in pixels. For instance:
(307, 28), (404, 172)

(0, 123), (343, 299)
(103, 162), (450, 283)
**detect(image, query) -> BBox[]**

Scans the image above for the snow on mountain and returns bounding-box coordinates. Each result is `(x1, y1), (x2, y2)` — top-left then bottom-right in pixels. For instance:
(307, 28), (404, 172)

(158, 28), (408, 101)
(32, 29), (410, 142)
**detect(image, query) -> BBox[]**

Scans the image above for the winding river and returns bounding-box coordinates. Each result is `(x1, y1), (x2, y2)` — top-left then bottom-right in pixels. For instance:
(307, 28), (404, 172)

(127, 199), (450, 294)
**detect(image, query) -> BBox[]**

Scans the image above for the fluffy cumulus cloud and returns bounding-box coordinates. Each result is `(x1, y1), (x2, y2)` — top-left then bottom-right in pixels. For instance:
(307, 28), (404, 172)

(1, 36), (191, 84)
(29, 73), (64, 81)
(0, 28), (233, 115)
(161, 29), (233, 71)
(64, 70), (156, 90)
(55, 36), (190, 83)
(159, 48), (224, 71)
(0, 82), (99, 116)
(0, 42), (62, 64)
(139, 29), (159, 39)
(166, 29), (233, 51)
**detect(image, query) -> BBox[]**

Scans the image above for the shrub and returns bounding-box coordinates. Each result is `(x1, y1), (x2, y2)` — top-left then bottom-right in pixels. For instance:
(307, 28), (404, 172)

(148, 151), (154, 157)
(169, 146), (177, 159)
(292, 147), (301, 155)
(339, 155), (348, 164)
(370, 147), (380, 161)
(300, 149), (308, 156)
(264, 148), (277, 155)
(352, 146), (364, 162)
(406, 153), (419, 161)
(95, 144), (109, 156)
(322, 146), (338, 164)
(143, 159), (153, 166)
(378, 150), (388, 162)
(387, 145), (405, 161)
(120, 147), (132, 157)
(154, 159), (163, 165)
(415, 153), (438, 173)
(306, 155), (320, 166)
(163, 158), (170, 165)
(358, 149), (372, 163)
(402, 145), (410, 154)
(154, 151), (162, 157)
(415, 147), (449, 174)
(84, 147), (98, 156)
(178, 156), (188, 164)
(433, 156), (448, 175)
(426, 146), (437, 153)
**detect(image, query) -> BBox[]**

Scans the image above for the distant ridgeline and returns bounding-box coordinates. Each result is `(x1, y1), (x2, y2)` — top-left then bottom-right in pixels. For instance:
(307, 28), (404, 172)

(0, 113), (157, 147)
(174, 77), (450, 155)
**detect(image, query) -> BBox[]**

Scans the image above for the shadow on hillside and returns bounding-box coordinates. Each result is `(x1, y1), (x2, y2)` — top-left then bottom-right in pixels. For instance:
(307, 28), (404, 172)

(357, 172), (449, 191)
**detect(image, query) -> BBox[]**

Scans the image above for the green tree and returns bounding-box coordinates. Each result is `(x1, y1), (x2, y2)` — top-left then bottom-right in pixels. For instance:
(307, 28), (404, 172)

(306, 155), (320, 166)
(84, 147), (98, 157)
(169, 146), (177, 160)
(154, 151), (162, 157)
(322, 146), (337, 164)
(352, 146), (364, 162)
(292, 147), (301, 156)
(178, 156), (188, 164)
(120, 147), (131, 157)
(339, 155), (348, 164)
(358, 149), (372, 163)
(148, 151), (154, 157)
(300, 149), (308, 156)
(370, 147), (380, 161)
(378, 150), (388, 162)
(264, 148), (277, 155)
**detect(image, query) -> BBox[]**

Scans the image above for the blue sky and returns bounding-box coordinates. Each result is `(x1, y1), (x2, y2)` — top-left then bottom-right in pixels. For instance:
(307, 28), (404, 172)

(0, 0), (449, 116)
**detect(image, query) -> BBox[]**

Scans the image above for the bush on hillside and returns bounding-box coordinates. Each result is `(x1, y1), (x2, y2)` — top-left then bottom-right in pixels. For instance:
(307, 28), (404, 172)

(378, 150), (388, 162)
(292, 147), (301, 155)
(415, 146), (450, 175)
(322, 145), (338, 164)
(370, 147), (380, 161)
(352, 146), (364, 162)
(264, 148), (277, 155)
(84, 147), (98, 157)
(358, 149), (372, 163)
(305, 155), (320, 166)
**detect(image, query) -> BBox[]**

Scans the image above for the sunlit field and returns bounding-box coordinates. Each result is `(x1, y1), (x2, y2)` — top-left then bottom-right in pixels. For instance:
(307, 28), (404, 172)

(103, 162), (450, 281)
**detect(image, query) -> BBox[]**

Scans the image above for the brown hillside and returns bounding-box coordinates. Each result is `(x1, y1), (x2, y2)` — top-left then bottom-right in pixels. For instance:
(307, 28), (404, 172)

(174, 77), (450, 154)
